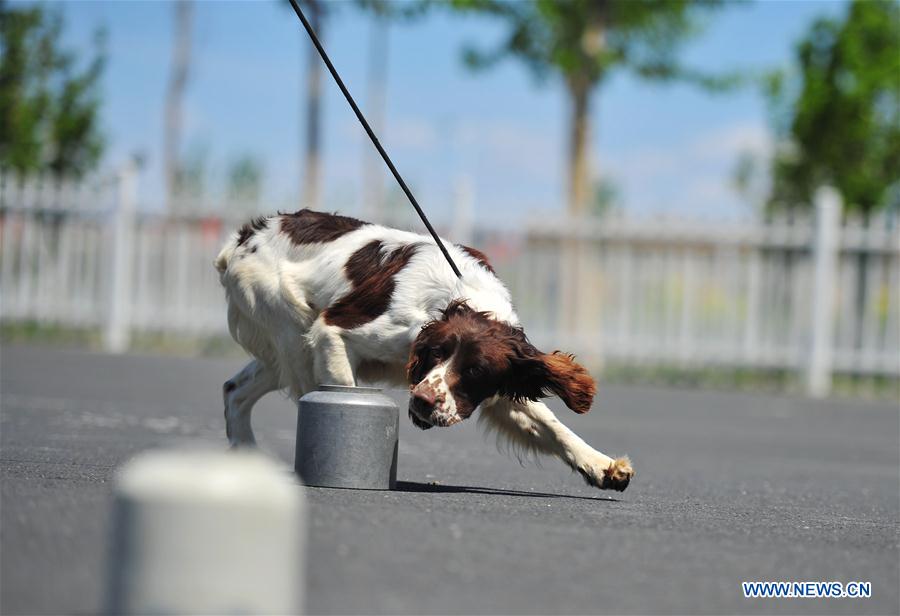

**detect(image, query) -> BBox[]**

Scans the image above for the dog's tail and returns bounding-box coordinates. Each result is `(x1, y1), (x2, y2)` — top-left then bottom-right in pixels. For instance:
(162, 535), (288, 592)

(215, 240), (236, 274)
(216, 215), (273, 274)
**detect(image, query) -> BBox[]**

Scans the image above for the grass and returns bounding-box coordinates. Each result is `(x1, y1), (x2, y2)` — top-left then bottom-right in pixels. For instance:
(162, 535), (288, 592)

(1, 321), (103, 349)
(600, 362), (899, 401)
(1, 320), (245, 359)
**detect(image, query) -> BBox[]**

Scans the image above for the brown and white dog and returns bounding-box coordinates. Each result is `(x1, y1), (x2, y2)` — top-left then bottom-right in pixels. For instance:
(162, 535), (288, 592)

(216, 209), (634, 491)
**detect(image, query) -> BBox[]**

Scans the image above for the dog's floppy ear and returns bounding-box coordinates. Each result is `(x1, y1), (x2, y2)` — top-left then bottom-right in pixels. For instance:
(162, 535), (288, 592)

(406, 323), (435, 384)
(537, 352), (595, 413)
(406, 347), (424, 384)
(504, 343), (595, 413)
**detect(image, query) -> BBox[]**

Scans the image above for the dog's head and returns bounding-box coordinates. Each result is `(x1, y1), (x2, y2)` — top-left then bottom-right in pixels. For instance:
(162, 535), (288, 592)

(406, 300), (595, 429)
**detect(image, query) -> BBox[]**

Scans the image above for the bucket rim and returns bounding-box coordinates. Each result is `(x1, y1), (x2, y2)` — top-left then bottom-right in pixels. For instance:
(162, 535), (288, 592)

(315, 384), (384, 394)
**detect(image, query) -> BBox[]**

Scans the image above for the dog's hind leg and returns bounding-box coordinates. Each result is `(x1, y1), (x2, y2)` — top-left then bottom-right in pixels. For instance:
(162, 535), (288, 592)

(479, 398), (634, 492)
(223, 359), (280, 448)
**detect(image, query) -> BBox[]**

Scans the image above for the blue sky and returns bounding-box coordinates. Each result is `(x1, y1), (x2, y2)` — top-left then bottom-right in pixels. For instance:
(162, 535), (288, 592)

(51, 0), (847, 225)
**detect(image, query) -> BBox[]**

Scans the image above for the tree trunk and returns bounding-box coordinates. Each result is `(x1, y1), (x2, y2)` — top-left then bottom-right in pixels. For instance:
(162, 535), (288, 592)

(566, 79), (592, 216)
(559, 78), (592, 337)
(163, 0), (193, 213)
(561, 1), (606, 361)
(301, 0), (323, 210)
(566, 0), (605, 217)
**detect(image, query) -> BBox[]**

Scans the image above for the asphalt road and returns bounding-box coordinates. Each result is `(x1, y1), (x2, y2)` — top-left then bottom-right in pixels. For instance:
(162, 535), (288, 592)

(1, 344), (898, 615)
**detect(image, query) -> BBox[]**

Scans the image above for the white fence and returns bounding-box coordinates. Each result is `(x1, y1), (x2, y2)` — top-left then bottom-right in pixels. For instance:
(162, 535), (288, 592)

(0, 168), (233, 344)
(501, 192), (899, 396)
(1, 169), (898, 396)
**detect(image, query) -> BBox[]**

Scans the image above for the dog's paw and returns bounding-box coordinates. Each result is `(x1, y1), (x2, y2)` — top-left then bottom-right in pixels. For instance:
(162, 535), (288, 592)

(578, 456), (634, 492)
(600, 456), (633, 492)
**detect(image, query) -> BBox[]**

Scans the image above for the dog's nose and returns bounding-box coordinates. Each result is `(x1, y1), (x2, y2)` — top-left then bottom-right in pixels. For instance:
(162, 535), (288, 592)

(412, 386), (436, 407)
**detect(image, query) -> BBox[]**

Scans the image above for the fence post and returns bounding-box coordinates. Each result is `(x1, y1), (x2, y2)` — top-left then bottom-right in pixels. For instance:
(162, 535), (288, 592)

(806, 187), (841, 397)
(105, 162), (137, 353)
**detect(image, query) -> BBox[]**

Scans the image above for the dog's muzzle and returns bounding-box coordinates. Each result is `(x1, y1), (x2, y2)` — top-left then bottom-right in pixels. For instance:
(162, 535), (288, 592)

(408, 382), (437, 430)
(408, 393), (463, 430)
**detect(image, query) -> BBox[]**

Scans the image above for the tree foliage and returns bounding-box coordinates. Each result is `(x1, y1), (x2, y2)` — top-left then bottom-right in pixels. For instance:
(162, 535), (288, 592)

(438, 0), (738, 213)
(765, 0), (900, 214)
(450, 0), (736, 90)
(0, 2), (106, 178)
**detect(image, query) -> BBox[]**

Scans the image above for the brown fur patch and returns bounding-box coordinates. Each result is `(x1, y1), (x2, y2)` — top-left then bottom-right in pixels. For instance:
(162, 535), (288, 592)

(324, 240), (421, 329)
(539, 352), (596, 413)
(458, 245), (495, 274)
(279, 209), (367, 245)
(236, 216), (268, 247)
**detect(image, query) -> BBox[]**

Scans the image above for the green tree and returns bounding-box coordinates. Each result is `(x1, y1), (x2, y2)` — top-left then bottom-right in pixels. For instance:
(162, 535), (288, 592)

(765, 0), (900, 215)
(0, 3), (105, 177)
(445, 0), (736, 215)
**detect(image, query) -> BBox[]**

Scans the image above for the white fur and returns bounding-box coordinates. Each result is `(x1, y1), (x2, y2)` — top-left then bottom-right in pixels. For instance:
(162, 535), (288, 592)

(217, 219), (515, 407)
(217, 214), (632, 490)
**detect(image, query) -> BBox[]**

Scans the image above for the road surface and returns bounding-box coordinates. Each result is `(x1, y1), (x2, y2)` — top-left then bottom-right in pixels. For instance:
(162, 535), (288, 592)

(1, 344), (898, 614)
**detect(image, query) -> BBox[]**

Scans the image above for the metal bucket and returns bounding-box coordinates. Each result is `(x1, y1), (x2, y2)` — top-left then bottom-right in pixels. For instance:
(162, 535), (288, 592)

(294, 385), (399, 490)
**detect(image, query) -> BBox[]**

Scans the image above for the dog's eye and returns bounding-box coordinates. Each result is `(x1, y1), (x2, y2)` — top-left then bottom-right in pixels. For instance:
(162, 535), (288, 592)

(430, 347), (442, 360)
(466, 366), (483, 378)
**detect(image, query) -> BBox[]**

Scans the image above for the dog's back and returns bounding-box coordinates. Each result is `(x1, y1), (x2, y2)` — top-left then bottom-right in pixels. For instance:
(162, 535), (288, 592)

(216, 209), (512, 396)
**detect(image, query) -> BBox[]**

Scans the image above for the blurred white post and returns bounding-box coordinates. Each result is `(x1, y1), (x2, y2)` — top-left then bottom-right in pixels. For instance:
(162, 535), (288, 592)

(106, 449), (304, 615)
(451, 175), (473, 245)
(105, 162), (137, 353)
(806, 187), (841, 397)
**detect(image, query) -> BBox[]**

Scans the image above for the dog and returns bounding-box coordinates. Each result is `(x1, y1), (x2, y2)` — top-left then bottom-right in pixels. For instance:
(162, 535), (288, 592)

(215, 209), (633, 491)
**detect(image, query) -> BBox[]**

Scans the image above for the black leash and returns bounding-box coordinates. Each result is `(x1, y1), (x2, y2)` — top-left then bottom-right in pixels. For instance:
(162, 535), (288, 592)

(288, 0), (462, 279)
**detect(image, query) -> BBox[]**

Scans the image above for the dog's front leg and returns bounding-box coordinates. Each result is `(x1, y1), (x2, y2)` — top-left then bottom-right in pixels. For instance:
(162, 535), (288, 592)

(480, 398), (634, 492)
(307, 317), (356, 386)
